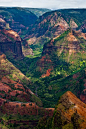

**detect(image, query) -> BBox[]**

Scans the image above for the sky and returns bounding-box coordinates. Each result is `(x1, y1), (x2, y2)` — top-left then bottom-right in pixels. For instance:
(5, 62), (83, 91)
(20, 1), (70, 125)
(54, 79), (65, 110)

(0, 0), (86, 10)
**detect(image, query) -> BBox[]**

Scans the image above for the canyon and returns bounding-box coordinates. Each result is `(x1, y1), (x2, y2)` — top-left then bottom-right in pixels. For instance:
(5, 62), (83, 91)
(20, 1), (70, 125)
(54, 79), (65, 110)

(0, 8), (86, 129)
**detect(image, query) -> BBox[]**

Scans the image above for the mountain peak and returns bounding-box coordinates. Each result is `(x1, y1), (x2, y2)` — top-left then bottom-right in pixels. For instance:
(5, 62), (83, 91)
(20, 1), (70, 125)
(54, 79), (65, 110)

(37, 91), (86, 128)
(58, 91), (86, 122)
(59, 91), (86, 107)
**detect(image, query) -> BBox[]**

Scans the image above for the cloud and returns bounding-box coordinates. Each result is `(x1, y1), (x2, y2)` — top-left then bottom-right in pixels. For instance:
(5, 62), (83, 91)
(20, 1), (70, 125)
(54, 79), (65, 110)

(0, 0), (12, 2)
(0, 0), (86, 9)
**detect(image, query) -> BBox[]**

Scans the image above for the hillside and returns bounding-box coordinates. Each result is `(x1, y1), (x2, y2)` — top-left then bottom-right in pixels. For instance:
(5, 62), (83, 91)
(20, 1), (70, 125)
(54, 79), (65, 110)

(37, 91), (86, 129)
(0, 54), (29, 83)
(25, 9), (86, 53)
(26, 29), (86, 108)
(28, 67), (86, 108)
(0, 54), (50, 128)
(2, 9), (86, 109)
(26, 29), (86, 78)
(0, 7), (37, 38)
(0, 54), (55, 128)
(9, 29), (86, 108)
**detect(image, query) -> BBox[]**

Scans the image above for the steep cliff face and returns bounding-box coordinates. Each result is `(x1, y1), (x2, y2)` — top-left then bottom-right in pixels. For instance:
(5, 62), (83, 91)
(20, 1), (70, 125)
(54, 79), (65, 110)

(0, 29), (23, 57)
(21, 40), (34, 57)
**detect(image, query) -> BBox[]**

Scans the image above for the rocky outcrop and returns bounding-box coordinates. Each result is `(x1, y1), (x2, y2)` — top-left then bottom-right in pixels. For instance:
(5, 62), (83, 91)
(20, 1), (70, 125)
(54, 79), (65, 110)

(70, 19), (78, 29)
(21, 40), (34, 56)
(0, 18), (6, 28)
(37, 91), (86, 129)
(54, 91), (86, 128)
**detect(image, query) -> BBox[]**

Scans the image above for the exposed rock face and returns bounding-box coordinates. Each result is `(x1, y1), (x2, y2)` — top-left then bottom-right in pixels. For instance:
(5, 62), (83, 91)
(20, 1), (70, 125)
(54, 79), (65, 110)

(37, 91), (86, 129)
(25, 9), (85, 49)
(0, 18), (6, 28)
(0, 29), (23, 57)
(0, 76), (30, 101)
(70, 19), (78, 29)
(26, 12), (70, 46)
(67, 32), (78, 41)
(49, 30), (85, 57)
(54, 91), (86, 128)
(21, 40), (34, 56)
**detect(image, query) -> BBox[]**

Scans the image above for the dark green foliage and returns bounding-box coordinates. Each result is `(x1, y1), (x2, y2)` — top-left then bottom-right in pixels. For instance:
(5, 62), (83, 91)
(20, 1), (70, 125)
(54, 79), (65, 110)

(52, 110), (62, 129)
(29, 67), (86, 108)
(37, 116), (48, 129)
(0, 113), (40, 129)
(0, 7), (37, 27)
(71, 112), (80, 129)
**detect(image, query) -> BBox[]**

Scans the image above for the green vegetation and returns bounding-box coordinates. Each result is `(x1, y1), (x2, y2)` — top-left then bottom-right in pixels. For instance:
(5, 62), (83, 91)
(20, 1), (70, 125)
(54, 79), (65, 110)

(28, 67), (85, 107)
(1, 8), (86, 129)
(0, 55), (29, 84)
(5, 29), (86, 108)
(25, 8), (51, 17)
(0, 112), (41, 129)
(0, 7), (37, 27)
(0, 7), (38, 39)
